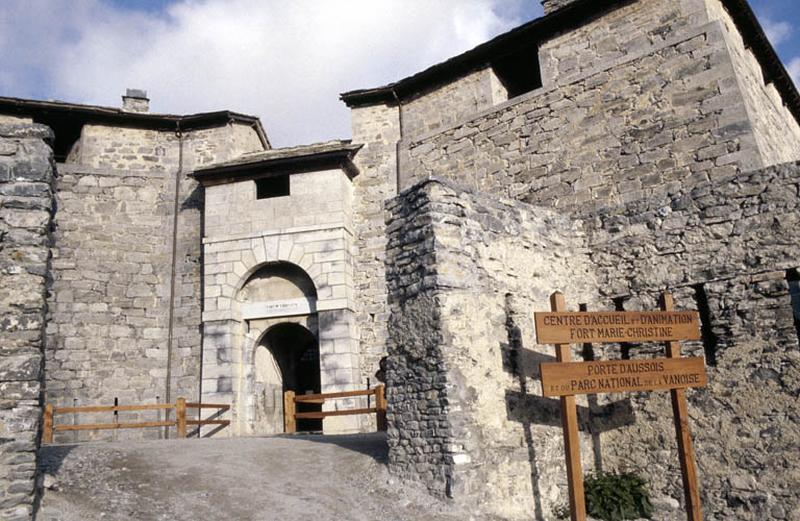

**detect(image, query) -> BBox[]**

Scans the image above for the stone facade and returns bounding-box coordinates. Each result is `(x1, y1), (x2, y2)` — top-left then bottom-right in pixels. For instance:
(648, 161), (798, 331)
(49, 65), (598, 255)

(0, 0), (798, 518)
(0, 124), (55, 520)
(45, 122), (264, 442)
(198, 158), (364, 435)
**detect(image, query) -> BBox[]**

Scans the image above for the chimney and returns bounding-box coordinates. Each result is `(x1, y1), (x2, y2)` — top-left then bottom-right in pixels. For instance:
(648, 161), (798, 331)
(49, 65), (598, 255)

(122, 88), (149, 113)
(540, 0), (580, 15)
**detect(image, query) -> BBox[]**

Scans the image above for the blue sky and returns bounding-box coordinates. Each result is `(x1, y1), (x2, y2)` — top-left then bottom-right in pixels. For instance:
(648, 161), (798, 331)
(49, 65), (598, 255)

(1, 0), (798, 146)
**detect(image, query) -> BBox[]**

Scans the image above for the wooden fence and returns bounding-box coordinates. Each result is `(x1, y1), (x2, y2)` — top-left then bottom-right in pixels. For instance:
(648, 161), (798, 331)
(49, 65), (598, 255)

(284, 385), (387, 433)
(42, 398), (230, 443)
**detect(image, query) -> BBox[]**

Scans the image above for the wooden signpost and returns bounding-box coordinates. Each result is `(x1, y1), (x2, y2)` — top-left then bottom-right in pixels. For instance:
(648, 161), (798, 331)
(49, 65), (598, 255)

(535, 292), (706, 521)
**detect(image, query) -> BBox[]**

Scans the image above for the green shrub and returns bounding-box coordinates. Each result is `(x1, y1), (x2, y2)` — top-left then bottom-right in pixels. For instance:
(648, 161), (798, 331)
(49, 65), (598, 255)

(584, 470), (653, 521)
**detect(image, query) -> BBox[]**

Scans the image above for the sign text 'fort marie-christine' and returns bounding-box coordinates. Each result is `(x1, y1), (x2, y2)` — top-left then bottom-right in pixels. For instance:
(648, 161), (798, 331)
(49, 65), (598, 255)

(534, 311), (701, 344)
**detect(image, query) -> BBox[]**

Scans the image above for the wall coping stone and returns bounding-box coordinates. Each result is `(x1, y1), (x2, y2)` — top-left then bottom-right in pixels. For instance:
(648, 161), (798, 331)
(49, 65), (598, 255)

(0, 123), (54, 140)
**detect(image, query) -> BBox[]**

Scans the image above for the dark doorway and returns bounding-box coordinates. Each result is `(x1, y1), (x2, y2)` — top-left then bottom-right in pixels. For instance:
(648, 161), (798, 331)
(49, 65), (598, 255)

(261, 323), (322, 432)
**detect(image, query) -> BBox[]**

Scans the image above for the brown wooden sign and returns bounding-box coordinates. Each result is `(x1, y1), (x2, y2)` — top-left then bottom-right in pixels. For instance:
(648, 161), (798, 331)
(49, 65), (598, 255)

(535, 311), (701, 344)
(537, 292), (705, 521)
(540, 357), (707, 397)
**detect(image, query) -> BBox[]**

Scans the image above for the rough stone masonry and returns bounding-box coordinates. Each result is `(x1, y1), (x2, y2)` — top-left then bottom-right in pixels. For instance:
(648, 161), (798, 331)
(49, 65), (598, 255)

(1, 0), (799, 519)
(0, 124), (55, 520)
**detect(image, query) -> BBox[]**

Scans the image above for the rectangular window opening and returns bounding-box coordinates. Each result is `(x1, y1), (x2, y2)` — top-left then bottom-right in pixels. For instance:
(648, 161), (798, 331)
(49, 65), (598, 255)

(255, 175), (290, 199)
(692, 284), (718, 366)
(786, 269), (800, 348)
(491, 42), (543, 99)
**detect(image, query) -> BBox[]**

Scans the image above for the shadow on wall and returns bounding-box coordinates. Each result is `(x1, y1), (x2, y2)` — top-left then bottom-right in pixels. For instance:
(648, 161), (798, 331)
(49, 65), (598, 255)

(501, 295), (636, 519)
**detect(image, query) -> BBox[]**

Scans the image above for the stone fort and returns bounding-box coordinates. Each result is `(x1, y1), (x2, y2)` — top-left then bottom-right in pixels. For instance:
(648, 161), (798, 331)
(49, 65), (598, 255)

(1, 0), (800, 519)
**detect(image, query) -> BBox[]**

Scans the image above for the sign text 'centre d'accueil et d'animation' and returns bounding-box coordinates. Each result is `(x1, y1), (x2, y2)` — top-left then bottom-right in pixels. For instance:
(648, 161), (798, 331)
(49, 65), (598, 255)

(534, 311), (702, 344)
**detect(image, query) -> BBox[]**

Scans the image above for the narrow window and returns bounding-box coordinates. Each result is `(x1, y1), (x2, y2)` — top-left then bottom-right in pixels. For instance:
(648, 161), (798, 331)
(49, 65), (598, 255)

(255, 175), (290, 199)
(787, 269), (800, 347)
(579, 303), (595, 361)
(612, 296), (632, 360)
(491, 42), (543, 99)
(692, 284), (718, 366)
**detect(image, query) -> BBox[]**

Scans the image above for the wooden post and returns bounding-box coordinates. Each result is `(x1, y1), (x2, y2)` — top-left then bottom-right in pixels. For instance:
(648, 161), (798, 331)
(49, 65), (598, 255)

(43, 404), (54, 444)
(176, 397), (187, 438)
(375, 385), (388, 432)
(551, 292), (586, 521)
(284, 390), (296, 434)
(661, 293), (703, 521)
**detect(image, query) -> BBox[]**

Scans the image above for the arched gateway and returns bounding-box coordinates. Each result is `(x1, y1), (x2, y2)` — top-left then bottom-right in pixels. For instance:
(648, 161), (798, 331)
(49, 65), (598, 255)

(196, 152), (364, 436)
(240, 263), (322, 433)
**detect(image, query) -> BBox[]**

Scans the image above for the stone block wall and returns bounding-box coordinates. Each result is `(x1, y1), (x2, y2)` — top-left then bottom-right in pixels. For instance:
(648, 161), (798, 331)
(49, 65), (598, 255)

(704, 0), (800, 165)
(45, 122), (263, 441)
(45, 164), (175, 431)
(402, 19), (763, 212)
(401, 68), (507, 140)
(350, 104), (400, 392)
(586, 161), (800, 520)
(203, 169), (353, 239)
(538, 0), (706, 85)
(0, 124), (55, 520)
(385, 177), (598, 520)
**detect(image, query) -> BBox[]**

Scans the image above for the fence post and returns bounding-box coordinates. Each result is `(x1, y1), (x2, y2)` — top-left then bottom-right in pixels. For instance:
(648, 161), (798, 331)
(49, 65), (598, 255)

(376, 385), (388, 432)
(176, 397), (187, 438)
(284, 390), (296, 434)
(43, 404), (54, 444)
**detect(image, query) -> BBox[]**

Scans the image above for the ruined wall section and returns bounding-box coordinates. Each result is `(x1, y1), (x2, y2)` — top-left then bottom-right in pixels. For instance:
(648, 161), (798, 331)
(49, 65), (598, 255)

(402, 21), (760, 213)
(350, 104), (400, 389)
(385, 178), (597, 520)
(586, 161), (800, 520)
(45, 123), (263, 440)
(0, 124), (55, 519)
(704, 0), (800, 165)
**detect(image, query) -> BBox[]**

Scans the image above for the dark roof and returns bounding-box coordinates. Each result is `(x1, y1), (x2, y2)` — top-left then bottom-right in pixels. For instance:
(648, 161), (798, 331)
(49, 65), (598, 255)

(339, 0), (800, 125)
(0, 96), (270, 149)
(191, 140), (362, 185)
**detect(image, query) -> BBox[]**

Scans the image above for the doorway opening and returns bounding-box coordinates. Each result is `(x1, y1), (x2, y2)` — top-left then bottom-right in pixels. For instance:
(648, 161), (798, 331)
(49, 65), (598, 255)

(255, 323), (322, 433)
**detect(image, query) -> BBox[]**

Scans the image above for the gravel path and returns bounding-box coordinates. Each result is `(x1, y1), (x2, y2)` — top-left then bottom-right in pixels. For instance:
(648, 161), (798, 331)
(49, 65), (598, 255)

(37, 433), (472, 521)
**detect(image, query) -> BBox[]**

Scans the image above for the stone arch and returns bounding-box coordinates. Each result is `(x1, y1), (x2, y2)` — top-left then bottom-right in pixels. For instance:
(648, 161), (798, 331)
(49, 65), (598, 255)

(218, 236), (322, 302)
(235, 261), (318, 320)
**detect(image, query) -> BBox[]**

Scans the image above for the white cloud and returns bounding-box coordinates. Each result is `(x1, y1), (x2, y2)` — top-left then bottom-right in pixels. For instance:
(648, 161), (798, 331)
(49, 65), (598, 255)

(0, 0), (539, 146)
(789, 57), (800, 87)
(762, 18), (792, 46)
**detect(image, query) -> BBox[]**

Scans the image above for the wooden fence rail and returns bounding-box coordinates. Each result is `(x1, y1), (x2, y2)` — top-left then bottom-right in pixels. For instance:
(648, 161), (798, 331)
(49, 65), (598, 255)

(42, 398), (230, 443)
(284, 385), (387, 433)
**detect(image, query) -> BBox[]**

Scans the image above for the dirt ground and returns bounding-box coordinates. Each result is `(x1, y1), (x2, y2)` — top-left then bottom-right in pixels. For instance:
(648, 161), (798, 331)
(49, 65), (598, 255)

(37, 433), (474, 521)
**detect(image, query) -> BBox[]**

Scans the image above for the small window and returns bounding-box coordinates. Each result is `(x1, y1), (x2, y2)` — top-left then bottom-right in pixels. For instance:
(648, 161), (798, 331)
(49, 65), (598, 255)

(255, 175), (290, 199)
(491, 42), (543, 99)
